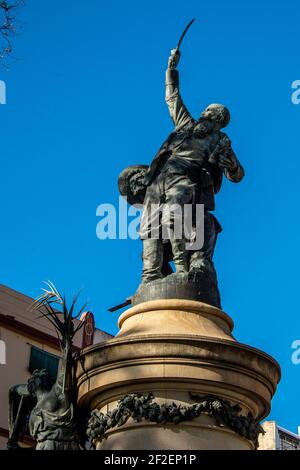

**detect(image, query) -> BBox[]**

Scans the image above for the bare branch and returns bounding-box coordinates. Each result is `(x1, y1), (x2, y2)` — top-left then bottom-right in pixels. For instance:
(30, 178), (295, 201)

(0, 0), (25, 64)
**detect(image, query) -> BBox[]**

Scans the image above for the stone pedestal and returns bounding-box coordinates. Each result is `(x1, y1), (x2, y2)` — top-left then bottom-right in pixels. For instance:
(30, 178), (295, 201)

(76, 300), (280, 450)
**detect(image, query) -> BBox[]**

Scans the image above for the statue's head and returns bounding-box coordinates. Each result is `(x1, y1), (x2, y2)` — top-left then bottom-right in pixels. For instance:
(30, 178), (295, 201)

(27, 369), (53, 397)
(200, 103), (230, 130)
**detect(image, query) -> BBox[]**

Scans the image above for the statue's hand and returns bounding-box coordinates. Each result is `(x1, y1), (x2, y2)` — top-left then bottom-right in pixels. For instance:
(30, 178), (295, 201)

(219, 135), (231, 150)
(216, 136), (236, 171)
(168, 49), (181, 69)
(218, 152), (238, 172)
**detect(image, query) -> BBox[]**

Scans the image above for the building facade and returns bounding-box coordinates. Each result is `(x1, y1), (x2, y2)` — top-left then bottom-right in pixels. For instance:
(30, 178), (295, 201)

(0, 284), (112, 449)
(258, 421), (300, 450)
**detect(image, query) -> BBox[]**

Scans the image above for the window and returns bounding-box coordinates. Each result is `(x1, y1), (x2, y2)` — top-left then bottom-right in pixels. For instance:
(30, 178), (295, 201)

(28, 346), (59, 382)
(279, 431), (300, 450)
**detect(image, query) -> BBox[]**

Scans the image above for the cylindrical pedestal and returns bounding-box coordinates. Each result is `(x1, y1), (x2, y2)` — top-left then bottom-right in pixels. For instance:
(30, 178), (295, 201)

(76, 300), (280, 450)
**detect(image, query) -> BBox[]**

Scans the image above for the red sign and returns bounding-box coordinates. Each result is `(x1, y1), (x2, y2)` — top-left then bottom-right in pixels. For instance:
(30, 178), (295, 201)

(80, 311), (95, 348)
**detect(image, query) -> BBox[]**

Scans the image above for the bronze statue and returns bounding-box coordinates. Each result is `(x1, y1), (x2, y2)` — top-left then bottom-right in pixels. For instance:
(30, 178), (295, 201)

(7, 282), (86, 450)
(119, 21), (244, 307)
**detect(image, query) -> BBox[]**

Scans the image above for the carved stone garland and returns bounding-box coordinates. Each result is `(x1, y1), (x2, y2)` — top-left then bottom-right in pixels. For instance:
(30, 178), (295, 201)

(87, 393), (264, 449)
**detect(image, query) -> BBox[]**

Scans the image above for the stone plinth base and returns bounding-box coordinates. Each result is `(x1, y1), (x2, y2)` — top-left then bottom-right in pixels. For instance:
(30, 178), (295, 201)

(132, 271), (221, 309)
(76, 300), (280, 450)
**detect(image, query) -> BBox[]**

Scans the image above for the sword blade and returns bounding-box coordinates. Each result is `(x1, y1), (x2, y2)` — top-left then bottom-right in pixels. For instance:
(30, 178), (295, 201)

(108, 298), (132, 312)
(176, 18), (196, 50)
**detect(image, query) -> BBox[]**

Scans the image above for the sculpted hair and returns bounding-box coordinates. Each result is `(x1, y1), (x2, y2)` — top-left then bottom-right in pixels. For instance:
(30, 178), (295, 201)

(27, 369), (53, 396)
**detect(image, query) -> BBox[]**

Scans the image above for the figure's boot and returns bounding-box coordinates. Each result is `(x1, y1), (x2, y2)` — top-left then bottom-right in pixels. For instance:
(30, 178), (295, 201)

(142, 238), (164, 283)
(170, 237), (189, 274)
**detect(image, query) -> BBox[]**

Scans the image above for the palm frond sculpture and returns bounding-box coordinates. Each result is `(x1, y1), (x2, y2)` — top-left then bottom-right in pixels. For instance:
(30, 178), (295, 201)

(30, 281), (87, 351)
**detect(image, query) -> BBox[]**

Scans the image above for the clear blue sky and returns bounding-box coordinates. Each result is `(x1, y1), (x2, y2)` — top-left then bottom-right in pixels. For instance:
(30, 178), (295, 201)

(1, 0), (300, 433)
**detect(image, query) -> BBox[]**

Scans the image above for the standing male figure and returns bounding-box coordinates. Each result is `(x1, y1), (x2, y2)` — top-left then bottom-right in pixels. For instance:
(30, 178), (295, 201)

(139, 48), (244, 284)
